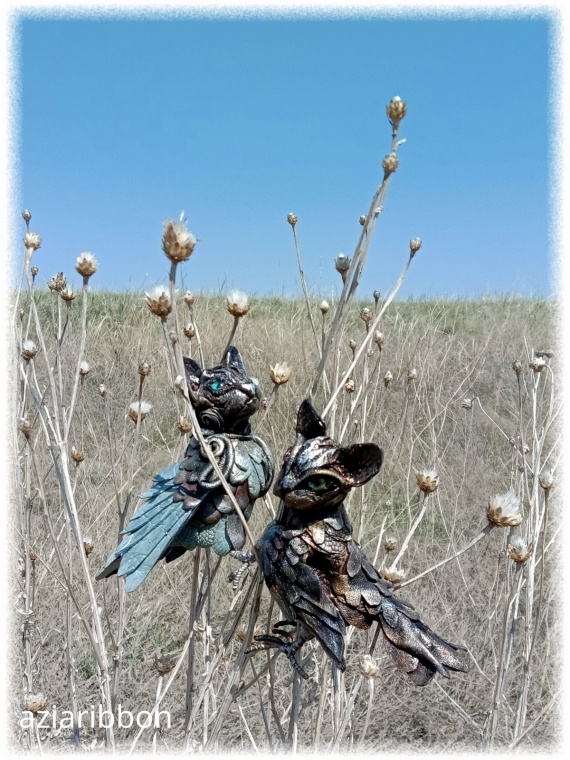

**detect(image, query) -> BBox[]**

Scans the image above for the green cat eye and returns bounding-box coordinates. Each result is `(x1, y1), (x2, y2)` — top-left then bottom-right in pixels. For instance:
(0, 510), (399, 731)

(307, 476), (333, 492)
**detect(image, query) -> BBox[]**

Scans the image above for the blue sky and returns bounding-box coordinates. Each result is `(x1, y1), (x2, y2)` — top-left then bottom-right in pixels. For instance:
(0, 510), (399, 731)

(15, 11), (554, 299)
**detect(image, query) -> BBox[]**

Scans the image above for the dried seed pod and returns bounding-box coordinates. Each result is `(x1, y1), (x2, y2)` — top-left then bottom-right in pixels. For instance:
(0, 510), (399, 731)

(486, 490), (523, 527)
(462, 397), (473, 409)
(373, 289), (381, 305)
(47, 273), (66, 293)
(382, 152), (399, 177)
(226, 290), (251, 317)
(408, 368), (418, 381)
(183, 291), (195, 307)
(83, 536), (94, 556)
(128, 401), (153, 423)
(383, 536), (398, 552)
(344, 378), (355, 393)
(162, 215), (197, 263)
(319, 300), (330, 315)
(59, 287), (76, 303)
(138, 361), (151, 377)
(360, 308), (372, 329)
(177, 416), (192, 435)
(145, 287), (172, 318)
(538, 469), (554, 490)
(30, 265), (39, 278)
(70, 446), (85, 463)
(507, 537), (532, 565)
(18, 417), (32, 439)
(383, 370), (393, 388)
(22, 209), (32, 224)
(359, 214), (367, 226)
(154, 652), (176, 675)
(183, 322), (196, 339)
(348, 339), (357, 351)
(269, 363), (292, 386)
(287, 212), (298, 226)
(366, 348), (374, 358)
(334, 253), (351, 277)
(75, 252), (98, 278)
(409, 238), (422, 256)
(373, 331), (384, 348)
(358, 654), (379, 678)
(24, 232), (41, 251)
(23, 693), (48, 715)
(512, 359), (523, 376)
(529, 357), (546, 373)
(534, 348), (554, 359)
(386, 96), (407, 127)
(98, 384), (108, 397)
(416, 469), (439, 493)
(380, 564), (406, 583)
(21, 340), (38, 362)
(79, 360), (90, 376)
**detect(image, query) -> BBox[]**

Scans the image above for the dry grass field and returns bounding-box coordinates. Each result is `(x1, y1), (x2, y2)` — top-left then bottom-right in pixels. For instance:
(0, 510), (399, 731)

(12, 275), (560, 752)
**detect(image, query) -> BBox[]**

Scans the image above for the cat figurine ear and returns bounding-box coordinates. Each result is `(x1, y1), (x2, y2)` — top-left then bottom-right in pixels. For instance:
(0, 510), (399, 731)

(336, 444), (383, 486)
(224, 345), (247, 374)
(183, 356), (203, 393)
(296, 398), (327, 441)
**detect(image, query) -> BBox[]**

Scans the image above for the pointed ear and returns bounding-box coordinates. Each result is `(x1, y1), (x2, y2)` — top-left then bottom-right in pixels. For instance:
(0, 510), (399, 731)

(336, 443), (383, 486)
(224, 346), (246, 374)
(183, 356), (202, 388)
(296, 398), (327, 440)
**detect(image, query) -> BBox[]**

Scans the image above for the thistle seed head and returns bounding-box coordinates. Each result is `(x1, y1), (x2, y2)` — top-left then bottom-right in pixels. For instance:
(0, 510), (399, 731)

(344, 378), (355, 393)
(21, 339), (38, 362)
(382, 153), (399, 177)
(79, 360), (90, 376)
(348, 339), (357, 351)
(24, 231), (41, 251)
(59, 287), (76, 303)
(508, 536), (532, 565)
(98, 384), (107, 397)
(366, 348), (374, 358)
(486, 490), (523, 527)
(183, 322), (196, 339)
(269, 362), (292, 386)
(383, 536), (398, 552)
(83, 536), (94, 556)
(360, 307), (372, 328)
(408, 368), (418, 381)
(383, 370), (393, 388)
(22, 209), (32, 224)
(416, 469), (439, 493)
(70, 446), (85, 463)
(462, 397), (473, 409)
(128, 401), (153, 423)
(334, 253), (351, 276)
(358, 654), (379, 679)
(373, 289), (381, 304)
(138, 361), (151, 377)
(373, 331), (384, 348)
(529, 357), (547, 373)
(287, 212), (298, 226)
(48, 272), (67, 292)
(18, 417), (32, 439)
(409, 238), (422, 256)
(359, 215), (367, 226)
(177, 416), (192, 435)
(512, 359), (523, 376)
(386, 96), (407, 127)
(538, 469), (554, 491)
(226, 290), (251, 318)
(162, 215), (197, 263)
(154, 652), (176, 675)
(30, 265), (39, 278)
(183, 291), (195, 307)
(319, 300), (330, 315)
(145, 287), (172, 318)
(23, 693), (48, 715)
(380, 564), (406, 583)
(75, 252), (98, 279)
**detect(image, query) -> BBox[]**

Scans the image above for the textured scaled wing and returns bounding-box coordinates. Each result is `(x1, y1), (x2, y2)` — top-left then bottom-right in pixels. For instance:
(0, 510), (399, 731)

(258, 522), (347, 669)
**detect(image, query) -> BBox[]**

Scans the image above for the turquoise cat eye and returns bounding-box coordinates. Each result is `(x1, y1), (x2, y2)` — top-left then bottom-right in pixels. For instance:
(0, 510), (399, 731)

(210, 379), (222, 391)
(307, 476), (330, 491)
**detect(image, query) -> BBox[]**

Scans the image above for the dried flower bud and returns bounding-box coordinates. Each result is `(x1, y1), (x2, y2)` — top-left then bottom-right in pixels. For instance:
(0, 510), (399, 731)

(334, 253), (351, 278)
(128, 401), (153, 423)
(383, 370), (393, 388)
(162, 215), (197, 264)
(169, 330), (179, 346)
(386, 96), (407, 127)
(177, 416), (192, 435)
(30, 265), (39, 278)
(287, 213), (298, 226)
(18, 417), (32, 439)
(380, 564), (406, 583)
(358, 654), (379, 679)
(183, 322), (196, 339)
(384, 499), (392, 508)
(373, 331), (384, 348)
(183, 291), (195, 307)
(59, 287), (76, 303)
(535, 349), (554, 359)
(261, 397), (268, 410)
(382, 153), (399, 176)
(23, 693), (48, 715)
(138, 361), (151, 377)
(79, 360), (90, 376)
(29, 548), (38, 563)
(21, 339), (38, 362)
(154, 652), (175, 675)
(174, 375), (186, 394)
(344, 378), (355, 393)
(75, 252), (98, 279)
(462, 397), (473, 409)
(22, 209), (32, 224)
(538, 469), (554, 491)
(366, 348), (374, 358)
(529, 357), (547, 373)
(226, 290), (251, 318)
(48, 272), (67, 292)
(416, 469), (439, 493)
(360, 308), (372, 328)
(145, 287), (172, 318)
(98, 384), (107, 397)
(348, 339), (357, 351)
(409, 238), (422, 256)
(509, 436), (516, 447)
(269, 362), (292, 386)
(83, 536), (94, 556)
(319, 300), (330, 315)
(487, 490), (523, 527)
(408, 368), (418, 381)
(373, 289), (381, 305)
(383, 536), (398, 552)
(70, 446), (85, 463)
(507, 536), (532, 564)
(24, 232), (41, 251)
(512, 360), (523, 376)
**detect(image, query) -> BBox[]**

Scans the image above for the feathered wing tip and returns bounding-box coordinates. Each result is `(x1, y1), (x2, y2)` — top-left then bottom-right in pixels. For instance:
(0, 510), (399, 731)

(378, 597), (468, 685)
